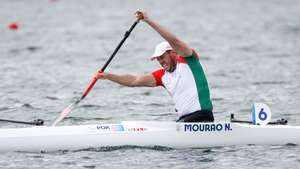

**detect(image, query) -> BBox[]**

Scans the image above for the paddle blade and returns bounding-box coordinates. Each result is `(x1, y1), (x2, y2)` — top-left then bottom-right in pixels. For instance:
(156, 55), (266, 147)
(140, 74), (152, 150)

(52, 102), (77, 126)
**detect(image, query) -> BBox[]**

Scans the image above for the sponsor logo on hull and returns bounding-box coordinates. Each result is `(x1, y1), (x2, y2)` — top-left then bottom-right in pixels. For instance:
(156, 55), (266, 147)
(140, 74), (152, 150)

(111, 125), (125, 131)
(128, 128), (147, 132)
(96, 124), (124, 131)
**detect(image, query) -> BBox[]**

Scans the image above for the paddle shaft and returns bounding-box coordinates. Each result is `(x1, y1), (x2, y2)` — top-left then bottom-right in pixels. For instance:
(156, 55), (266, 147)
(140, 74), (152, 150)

(52, 19), (139, 126)
(81, 19), (139, 100)
(0, 118), (44, 126)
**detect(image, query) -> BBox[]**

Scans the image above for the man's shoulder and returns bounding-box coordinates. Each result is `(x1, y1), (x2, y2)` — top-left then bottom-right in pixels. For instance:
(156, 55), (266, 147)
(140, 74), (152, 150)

(151, 68), (165, 86)
(187, 49), (200, 59)
(178, 49), (200, 61)
(151, 68), (165, 78)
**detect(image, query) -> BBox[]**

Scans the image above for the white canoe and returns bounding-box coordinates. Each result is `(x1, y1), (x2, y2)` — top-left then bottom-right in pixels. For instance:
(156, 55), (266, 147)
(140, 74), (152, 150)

(0, 121), (300, 152)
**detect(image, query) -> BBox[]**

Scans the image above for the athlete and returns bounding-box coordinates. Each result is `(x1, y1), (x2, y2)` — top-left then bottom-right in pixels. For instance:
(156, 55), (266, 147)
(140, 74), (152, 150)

(94, 10), (214, 122)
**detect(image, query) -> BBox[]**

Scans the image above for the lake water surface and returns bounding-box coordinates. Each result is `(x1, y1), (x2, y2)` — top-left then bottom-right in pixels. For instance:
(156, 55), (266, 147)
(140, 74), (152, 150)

(0, 0), (300, 168)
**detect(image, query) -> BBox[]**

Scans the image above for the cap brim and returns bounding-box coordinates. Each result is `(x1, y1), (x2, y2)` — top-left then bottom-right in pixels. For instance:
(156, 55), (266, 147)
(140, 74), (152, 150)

(150, 50), (167, 61)
(150, 56), (158, 61)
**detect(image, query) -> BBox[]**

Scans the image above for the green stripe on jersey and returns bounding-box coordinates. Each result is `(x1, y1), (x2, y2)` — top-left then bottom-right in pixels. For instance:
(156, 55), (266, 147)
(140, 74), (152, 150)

(185, 54), (213, 111)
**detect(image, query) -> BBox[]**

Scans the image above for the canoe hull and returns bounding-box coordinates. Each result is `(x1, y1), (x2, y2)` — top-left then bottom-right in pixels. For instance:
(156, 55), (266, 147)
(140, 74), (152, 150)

(1, 121), (300, 152)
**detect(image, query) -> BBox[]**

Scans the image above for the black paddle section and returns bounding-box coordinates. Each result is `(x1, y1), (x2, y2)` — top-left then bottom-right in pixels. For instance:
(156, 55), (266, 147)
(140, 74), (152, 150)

(0, 118), (44, 126)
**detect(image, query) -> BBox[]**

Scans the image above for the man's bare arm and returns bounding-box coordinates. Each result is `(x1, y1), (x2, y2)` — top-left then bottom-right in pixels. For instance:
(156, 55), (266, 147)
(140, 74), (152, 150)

(135, 10), (193, 57)
(94, 72), (157, 87)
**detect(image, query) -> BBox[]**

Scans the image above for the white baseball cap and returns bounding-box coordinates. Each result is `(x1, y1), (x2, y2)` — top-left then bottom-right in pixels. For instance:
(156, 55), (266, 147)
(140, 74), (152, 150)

(150, 41), (173, 61)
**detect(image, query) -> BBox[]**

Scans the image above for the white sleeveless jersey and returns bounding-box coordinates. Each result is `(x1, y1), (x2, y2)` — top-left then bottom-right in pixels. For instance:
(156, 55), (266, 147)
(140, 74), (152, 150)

(152, 50), (213, 119)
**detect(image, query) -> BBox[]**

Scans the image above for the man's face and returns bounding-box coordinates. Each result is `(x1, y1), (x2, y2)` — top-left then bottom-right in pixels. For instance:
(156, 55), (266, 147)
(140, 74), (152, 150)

(156, 50), (177, 72)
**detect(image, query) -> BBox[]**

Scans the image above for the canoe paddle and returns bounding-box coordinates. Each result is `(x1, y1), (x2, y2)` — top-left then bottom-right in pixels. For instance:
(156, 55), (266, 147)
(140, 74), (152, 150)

(52, 19), (140, 126)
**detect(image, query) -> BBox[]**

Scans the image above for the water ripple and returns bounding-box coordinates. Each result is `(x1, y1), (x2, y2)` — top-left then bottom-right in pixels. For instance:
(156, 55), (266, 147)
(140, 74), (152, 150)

(74, 145), (173, 153)
(45, 96), (59, 100)
(26, 46), (43, 53)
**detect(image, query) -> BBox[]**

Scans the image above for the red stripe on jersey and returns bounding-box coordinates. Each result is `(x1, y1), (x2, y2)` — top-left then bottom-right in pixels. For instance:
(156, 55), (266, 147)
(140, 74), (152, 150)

(151, 69), (165, 86)
(177, 56), (187, 63)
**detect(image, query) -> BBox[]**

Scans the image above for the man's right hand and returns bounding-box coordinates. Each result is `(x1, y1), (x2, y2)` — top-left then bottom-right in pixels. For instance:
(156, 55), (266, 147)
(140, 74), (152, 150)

(135, 10), (149, 22)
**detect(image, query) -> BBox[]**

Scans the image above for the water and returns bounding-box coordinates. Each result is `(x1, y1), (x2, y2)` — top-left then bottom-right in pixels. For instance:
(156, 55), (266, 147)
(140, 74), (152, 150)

(1, 0), (300, 168)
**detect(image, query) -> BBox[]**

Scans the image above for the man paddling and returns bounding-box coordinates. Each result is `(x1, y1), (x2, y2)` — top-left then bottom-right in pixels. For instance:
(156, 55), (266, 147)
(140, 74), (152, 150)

(95, 10), (214, 122)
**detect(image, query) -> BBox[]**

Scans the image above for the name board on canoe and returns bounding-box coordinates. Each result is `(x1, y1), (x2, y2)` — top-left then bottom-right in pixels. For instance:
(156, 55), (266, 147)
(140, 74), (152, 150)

(184, 123), (232, 132)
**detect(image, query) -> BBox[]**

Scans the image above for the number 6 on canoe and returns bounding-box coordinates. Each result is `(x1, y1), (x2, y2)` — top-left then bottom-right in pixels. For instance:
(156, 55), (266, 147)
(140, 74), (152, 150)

(52, 19), (140, 126)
